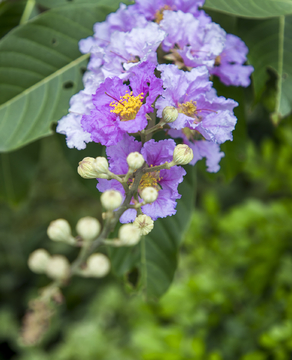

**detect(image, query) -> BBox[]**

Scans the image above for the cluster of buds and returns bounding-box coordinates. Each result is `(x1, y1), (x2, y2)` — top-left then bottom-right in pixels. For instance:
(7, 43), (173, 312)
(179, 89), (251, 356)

(78, 156), (110, 179)
(28, 249), (70, 280)
(47, 217), (101, 244)
(104, 214), (154, 247)
(28, 216), (111, 280)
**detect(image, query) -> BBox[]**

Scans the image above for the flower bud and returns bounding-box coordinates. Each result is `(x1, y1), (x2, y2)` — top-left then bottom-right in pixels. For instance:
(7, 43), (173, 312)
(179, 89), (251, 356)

(127, 152), (145, 170)
(28, 249), (51, 274)
(95, 157), (109, 174)
(133, 214), (154, 235)
(100, 190), (123, 211)
(118, 224), (141, 246)
(47, 219), (73, 243)
(76, 216), (101, 241)
(140, 187), (158, 203)
(45, 255), (70, 280)
(173, 144), (193, 165)
(162, 106), (178, 123)
(78, 157), (100, 179)
(83, 253), (111, 278)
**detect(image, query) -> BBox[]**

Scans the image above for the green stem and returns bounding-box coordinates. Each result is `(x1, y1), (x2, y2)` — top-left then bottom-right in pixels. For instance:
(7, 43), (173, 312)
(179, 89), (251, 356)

(275, 16), (285, 118)
(142, 161), (173, 173)
(20, 0), (36, 25)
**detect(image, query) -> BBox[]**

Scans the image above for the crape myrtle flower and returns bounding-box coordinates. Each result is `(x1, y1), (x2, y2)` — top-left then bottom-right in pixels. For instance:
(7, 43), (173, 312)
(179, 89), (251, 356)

(56, 71), (104, 150)
(156, 64), (238, 144)
(168, 129), (225, 172)
(160, 10), (226, 69)
(101, 22), (166, 79)
(210, 34), (254, 87)
(79, 4), (148, 53)
(132, 0), (205, 22)
(81, 61), (163, 146)
(97, 135), (186, 222)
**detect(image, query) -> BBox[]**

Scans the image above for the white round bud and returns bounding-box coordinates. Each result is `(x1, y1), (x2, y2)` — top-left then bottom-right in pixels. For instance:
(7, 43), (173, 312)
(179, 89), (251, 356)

(84, 253), (111, 278)
(173, 144), (193, 165)
(94, 157), (109, 174)
(100, 190), (123, 211)
(162, 106), (178, 123)
(133, 214), (154, 236)
(140, 187), (158, 203)
(76, 216), (101, 241)
(118, 224), (141, 246)
(77, 157), (100, 179)
(47, 219), (72, 243)
(45, 255), (70, 280)
(28, 249), (51, 274)
(127, 152), (145, 170)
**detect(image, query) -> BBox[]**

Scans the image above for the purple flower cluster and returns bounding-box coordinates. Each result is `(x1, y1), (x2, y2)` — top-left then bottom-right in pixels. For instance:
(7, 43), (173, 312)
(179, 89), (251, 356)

(57, 0), (254, 221)
(97, 135), (186, 222)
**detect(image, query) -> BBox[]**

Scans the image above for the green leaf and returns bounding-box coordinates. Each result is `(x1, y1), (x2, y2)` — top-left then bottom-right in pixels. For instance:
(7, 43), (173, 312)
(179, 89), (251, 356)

(108, 167), (196, 299)
(0, 4), (115, 152)
(56, 133), (103, 196)
(36, 0), (127, 8)
(0, 141), (40, 205)
(141, 166), (196, 299)
(239, 15), (292, 119)
(203, 0), (292, 18)
(0, 1), (26, 38)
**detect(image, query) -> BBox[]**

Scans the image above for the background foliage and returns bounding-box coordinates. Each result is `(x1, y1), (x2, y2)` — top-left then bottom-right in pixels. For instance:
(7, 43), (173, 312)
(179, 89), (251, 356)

(1, 0), (292, 358)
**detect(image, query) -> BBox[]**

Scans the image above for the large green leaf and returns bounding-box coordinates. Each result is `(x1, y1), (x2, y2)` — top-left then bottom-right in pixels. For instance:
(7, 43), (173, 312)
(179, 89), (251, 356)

(0, 1), (26, 39)
(239, 16), (292, 120)
(0, 140), (40, 205)
(203, 0), (292, 18)
(0, 3), (116, 152)
(141, 166), (196, 299)
(109, 166), (196, 299)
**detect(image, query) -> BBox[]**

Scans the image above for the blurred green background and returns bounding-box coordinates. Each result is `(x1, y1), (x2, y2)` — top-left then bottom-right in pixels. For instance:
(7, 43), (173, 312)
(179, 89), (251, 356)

(1, 0), (292, 359)
(1, 101), (292, 359)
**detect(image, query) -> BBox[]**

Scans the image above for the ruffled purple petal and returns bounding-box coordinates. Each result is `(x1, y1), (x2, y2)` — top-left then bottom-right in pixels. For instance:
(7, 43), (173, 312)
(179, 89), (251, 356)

(120, 208), (138, 223)
(106, 134), (142, 174)
(188, 140), (224, 172)
(141, 189), (178, 220)
(194, 110), (237, 144)
(142, 138), (176, 166)
(160, 166), (186, 197)
(56, 113), (92, 150)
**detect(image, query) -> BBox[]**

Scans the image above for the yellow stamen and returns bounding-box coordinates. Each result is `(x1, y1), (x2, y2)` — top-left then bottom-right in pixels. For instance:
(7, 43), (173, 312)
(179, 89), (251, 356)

(139, 169), (162, 192)
(178, 100), (197, 118)
(127, 56), (140, 64)
(215, 55), (221, 66)
(110, 91), (144, 121)
(154, 5), (172, 23)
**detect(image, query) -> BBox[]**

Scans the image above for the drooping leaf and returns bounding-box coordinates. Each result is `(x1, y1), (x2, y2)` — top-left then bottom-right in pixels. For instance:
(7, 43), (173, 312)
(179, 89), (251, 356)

(0, 141), (40, 205)
(140, 166), (196, 299)
(109, 166), (196, 299)
(0, 1), (26, 39)
(203, 0), (292, 18)
(0, 4), (116, 152)
(239, 15), (292, 121)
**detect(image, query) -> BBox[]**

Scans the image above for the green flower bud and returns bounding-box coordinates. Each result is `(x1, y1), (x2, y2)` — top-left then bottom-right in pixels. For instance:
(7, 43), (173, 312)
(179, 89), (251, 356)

(76, 216), (101, 241)
(28, 249), (51, 274)
(100, 190), (123, 211)
(173, 144), (193, 165)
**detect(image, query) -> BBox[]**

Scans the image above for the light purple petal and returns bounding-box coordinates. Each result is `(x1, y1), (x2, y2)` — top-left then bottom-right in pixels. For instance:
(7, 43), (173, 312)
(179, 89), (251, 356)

(142, 138), (176, 166)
